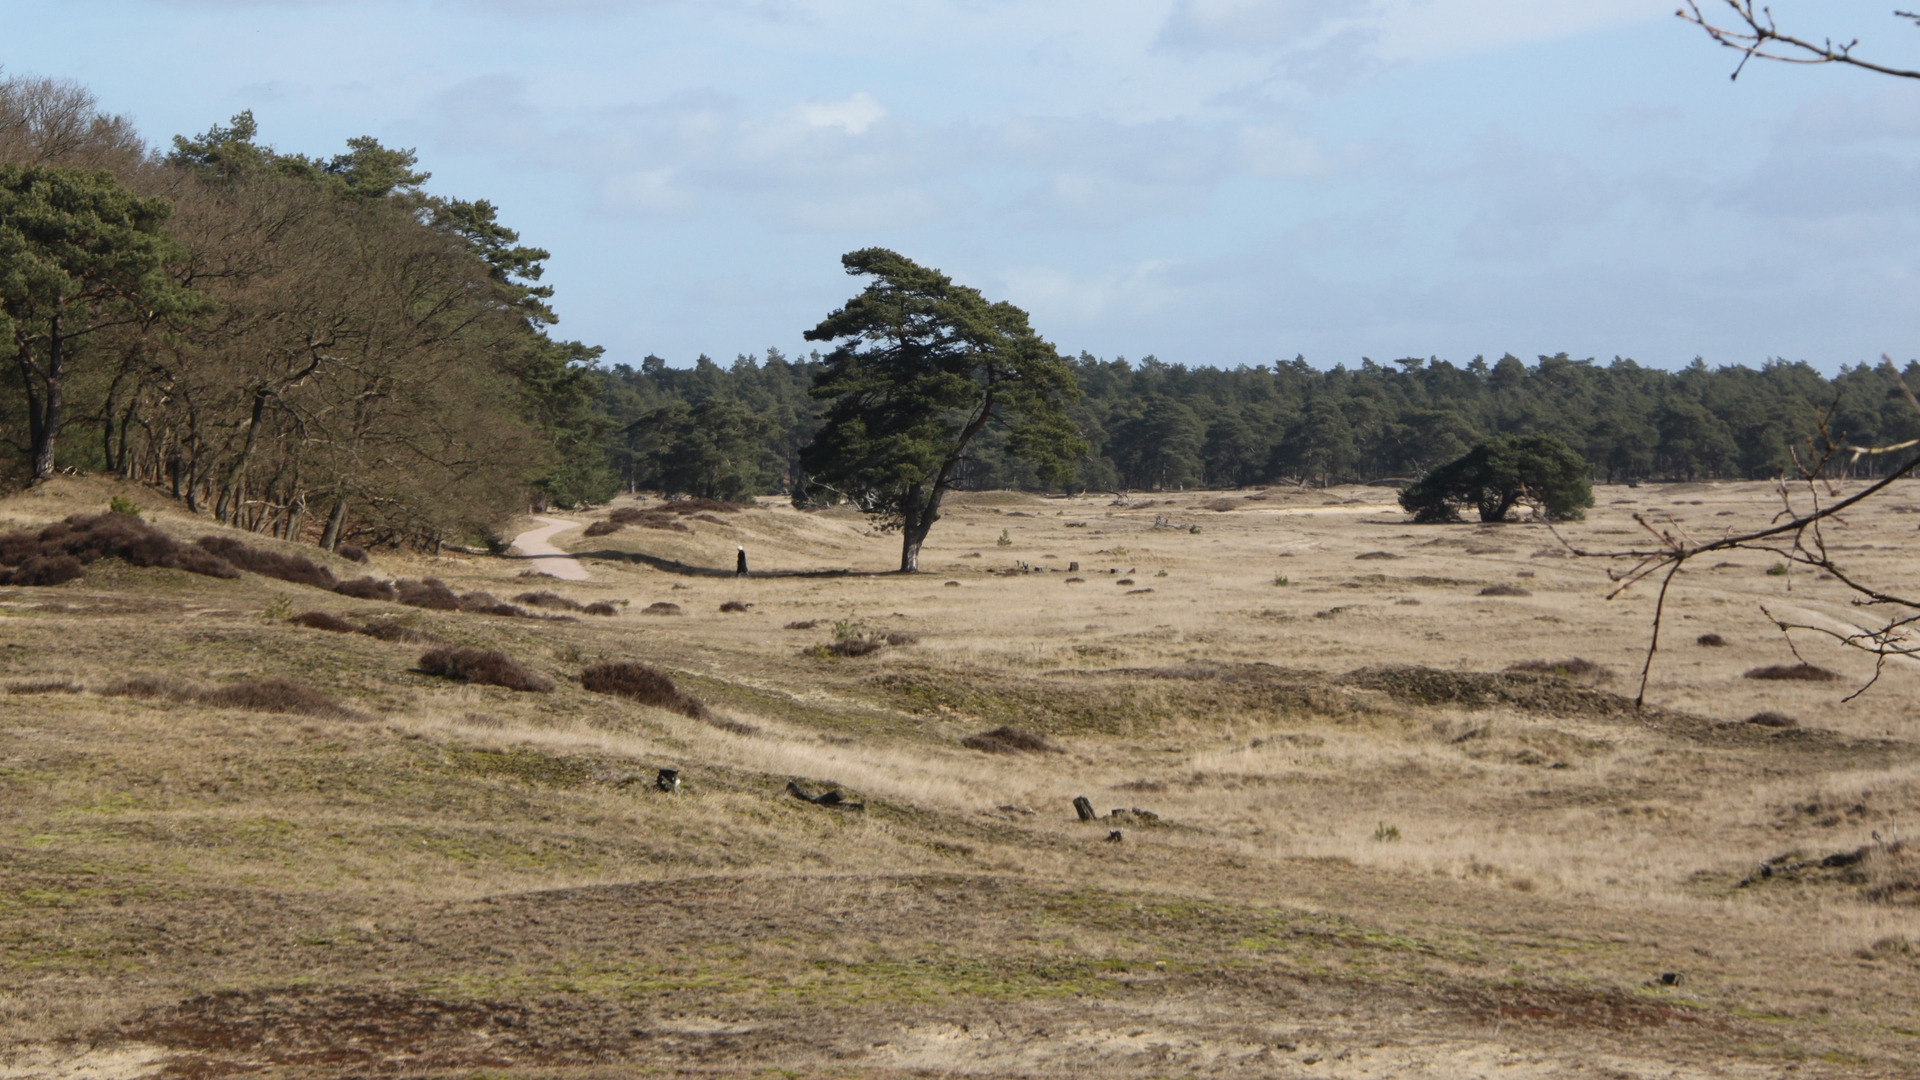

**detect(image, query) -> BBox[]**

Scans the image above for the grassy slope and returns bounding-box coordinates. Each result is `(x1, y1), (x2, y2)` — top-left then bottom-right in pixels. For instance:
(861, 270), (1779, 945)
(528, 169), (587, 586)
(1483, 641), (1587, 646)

(1, 476), (1918, 1077)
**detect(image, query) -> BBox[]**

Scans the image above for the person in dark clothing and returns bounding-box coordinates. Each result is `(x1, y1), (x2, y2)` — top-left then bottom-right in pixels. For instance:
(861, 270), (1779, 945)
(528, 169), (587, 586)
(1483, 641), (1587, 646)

(736, 546), (748, 576)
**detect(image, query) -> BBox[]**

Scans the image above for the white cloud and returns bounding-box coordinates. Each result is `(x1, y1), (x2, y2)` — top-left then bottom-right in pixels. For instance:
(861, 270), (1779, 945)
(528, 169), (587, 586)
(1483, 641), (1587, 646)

(793, 91), (885, 134)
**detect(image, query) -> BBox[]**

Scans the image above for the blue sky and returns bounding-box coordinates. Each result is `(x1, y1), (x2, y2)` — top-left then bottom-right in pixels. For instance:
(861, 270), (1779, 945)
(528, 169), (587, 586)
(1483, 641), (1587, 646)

(8, 0), (1920, 372)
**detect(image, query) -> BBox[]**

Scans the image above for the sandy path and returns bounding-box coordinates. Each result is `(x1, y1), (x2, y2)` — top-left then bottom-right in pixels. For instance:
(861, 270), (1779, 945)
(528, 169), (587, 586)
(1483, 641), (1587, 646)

(509, 516), (589, 581)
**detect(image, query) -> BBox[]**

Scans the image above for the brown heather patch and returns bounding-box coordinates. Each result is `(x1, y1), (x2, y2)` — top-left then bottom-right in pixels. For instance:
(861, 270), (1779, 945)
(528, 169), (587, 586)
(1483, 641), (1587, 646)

(1744, 663), (1841, 682)
(6, 679), (82, 695)
(720, 600), (753, 612)
(582, 601), (620, 616)
(102, 673), (367, 719)
(580, 661), (711, 721)
(582, 520), (624, 537)
(290, 611), (359, 633)
(1506, 658), (1613, 683)
(0, 512), (238, 585)
(1697, 633), (1730, 647)
(1479, 584), (1532, 597)
(643, 602), (683, 615)
(196, 535), (336, 589)
(515, 590), (585, 611)
(417, 647), (554, 692)
(1746, 711), (1798, 728)
(785, 620), (820, 630)
(960, 726), (1062, 754)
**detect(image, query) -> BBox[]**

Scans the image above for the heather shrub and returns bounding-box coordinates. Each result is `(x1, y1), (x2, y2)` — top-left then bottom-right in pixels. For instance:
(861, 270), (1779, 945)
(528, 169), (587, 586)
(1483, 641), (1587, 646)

(720, 600), (752, 612)
(395, 578), (462, 610)
(962, 726), (1062, 754)
(358, 621), (443, 645)
(199, 678), (367, 719)
(582, 601), (620, 616)
(196, 535), (337, 589)
(4, 553), (84, 586)
(1506, 658), (1612, 682)
(1479, 584), (1532, 597)
(1744, 663), (1840, 682)
(884, 631), (919, 646)
(338, 544), (370, 564)
(333, 576), (399, 601)
(417, 647), (553, 692)
(514, 590), (584, 611)
(785, 620), (820, 630)
(643, 602), (683, 615)
(6, 680), (81, 695)
(1746, 711), (1798, 728)
(0, 513), (240, 585)
(1697, 633), (1729, 647)
(580, 661), (710, 719)
(822, 637), (884, 657)
(583, 520), (624, 537)
(290, 611), (359, 633)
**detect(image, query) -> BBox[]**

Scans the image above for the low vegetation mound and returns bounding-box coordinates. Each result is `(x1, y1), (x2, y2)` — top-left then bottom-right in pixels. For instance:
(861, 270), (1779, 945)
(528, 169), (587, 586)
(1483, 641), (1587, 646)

(102, 674), (366, 719)
(358, 620), (443, 645)
(417, 647), (553, 692)
(962, 726), (1063, 754)
(1746, 711), (1798, 728)
(1744, 663), (1841, 682)
(1697, 633), (1729, 647)
(605, 508), (689, 532)
(583, 520), (624, 537)
(0, 512), (239, 585)
(1506, 658), (1613, 682)
(195, 535), (337, 589)
(580, 661), (710, 719)
(643, 602), (683, 615)
(290, 611), (358, 633)
(1479, 584), (1532, 597)
(822, 637), (885, 657)
(515, 590), (583, 611)
(720, 600), (752, 612)
(6, 680), (81, 695)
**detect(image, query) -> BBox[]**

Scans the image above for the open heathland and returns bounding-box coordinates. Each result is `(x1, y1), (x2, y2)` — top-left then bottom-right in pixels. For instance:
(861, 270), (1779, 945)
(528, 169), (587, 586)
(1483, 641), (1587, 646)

(3, 475), (1920, 1078)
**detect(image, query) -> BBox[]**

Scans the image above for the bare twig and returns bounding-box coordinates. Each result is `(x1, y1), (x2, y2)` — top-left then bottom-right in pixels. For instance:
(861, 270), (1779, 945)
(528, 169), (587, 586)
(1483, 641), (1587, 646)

(1679, 1), (1920, 80)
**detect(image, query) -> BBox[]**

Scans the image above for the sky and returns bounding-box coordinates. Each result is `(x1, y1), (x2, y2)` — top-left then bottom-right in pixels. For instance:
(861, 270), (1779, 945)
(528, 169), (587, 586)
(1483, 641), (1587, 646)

(7, 0), (1920, 373)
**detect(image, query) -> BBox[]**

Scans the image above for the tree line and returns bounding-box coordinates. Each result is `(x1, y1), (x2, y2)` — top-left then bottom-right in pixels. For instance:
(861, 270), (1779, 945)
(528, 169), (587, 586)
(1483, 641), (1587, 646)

(595, 346), (1920, 499)
(0, 76), (609, 550)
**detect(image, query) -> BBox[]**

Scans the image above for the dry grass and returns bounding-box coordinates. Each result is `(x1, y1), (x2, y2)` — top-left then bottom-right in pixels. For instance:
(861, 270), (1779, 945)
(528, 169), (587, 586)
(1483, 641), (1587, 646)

(7, 478), (1920, 1076)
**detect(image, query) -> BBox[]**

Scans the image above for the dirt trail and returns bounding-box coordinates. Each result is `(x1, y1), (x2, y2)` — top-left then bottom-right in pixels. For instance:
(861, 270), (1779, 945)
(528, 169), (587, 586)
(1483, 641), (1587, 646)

(508, 515), (588, 580)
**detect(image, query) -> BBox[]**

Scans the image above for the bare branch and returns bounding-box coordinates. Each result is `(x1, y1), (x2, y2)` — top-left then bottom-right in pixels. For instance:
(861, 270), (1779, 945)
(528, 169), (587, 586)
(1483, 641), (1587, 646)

(1680, 1), (1920, 80)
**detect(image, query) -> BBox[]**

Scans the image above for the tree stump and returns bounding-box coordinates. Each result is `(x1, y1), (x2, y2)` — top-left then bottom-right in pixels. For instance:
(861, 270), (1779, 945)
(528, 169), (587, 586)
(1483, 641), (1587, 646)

(1073, 795), (1096, 821)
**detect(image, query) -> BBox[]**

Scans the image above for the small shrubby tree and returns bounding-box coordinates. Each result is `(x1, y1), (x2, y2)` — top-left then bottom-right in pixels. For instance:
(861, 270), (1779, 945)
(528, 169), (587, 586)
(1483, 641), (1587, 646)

(1399, 434), (1593, 523)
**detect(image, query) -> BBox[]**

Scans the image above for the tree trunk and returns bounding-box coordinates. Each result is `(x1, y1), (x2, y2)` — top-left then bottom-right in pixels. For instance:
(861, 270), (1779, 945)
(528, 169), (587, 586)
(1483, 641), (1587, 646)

(29, 315), (64, 480)
(320, 497), (348, 551)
